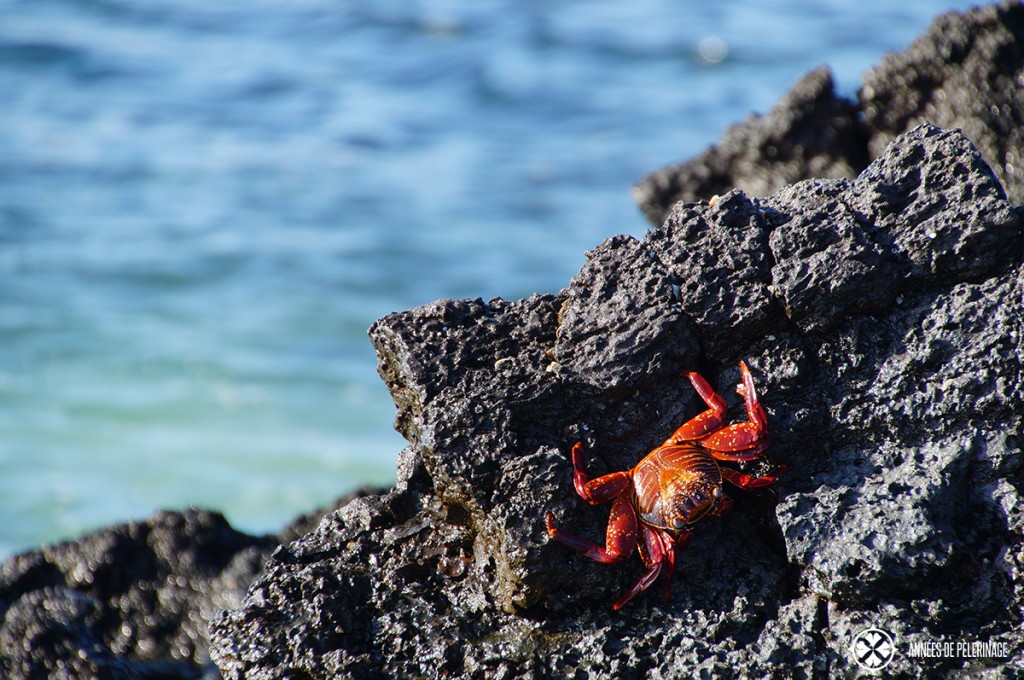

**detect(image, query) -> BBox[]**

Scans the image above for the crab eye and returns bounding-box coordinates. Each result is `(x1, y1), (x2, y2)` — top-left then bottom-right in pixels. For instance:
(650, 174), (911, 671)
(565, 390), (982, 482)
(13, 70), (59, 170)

(671, 516), (686, 530)
(712, 486), (722, 499)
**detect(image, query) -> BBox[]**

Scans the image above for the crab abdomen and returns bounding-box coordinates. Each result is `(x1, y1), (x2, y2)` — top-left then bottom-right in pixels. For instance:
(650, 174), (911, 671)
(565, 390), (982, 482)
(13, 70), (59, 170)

(632, 444), (722, 530)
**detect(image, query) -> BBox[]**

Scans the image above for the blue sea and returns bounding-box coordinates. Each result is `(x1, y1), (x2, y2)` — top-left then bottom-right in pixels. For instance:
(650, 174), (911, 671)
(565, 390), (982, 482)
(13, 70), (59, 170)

(0, 0), (981, 557)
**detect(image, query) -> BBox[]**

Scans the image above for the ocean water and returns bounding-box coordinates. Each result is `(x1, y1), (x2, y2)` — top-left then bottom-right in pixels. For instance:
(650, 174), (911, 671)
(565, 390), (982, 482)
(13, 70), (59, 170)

(0, 0), (981, 557)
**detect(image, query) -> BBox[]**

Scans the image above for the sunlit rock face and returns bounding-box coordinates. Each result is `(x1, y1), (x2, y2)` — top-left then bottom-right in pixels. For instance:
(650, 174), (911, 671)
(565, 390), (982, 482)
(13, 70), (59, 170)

(209, 124), (1023, 678)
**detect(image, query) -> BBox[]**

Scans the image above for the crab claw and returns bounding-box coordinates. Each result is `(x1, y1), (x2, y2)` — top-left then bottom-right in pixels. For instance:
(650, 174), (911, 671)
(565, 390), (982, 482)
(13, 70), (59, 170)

(699, 361), (770, 461)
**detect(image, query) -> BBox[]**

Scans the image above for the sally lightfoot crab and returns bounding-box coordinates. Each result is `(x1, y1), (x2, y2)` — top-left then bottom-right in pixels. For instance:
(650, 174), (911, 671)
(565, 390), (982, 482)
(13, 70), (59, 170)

(545, 361), (784, 610)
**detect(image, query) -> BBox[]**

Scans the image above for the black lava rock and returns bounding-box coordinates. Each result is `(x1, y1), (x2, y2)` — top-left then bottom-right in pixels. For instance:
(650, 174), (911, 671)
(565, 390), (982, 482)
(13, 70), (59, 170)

(635, 1), (1024, 226)
(209, 124), (1024, 678)
(633, 66), (868, 228)
(0, 488), (383, 679)
(0, 509), (276, 679)
(861, 1), (1024, 207)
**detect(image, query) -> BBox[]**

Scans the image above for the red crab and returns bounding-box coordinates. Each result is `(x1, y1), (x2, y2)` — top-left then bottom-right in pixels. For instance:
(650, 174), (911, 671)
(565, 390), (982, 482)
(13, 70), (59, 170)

(545, 361), (784, 610)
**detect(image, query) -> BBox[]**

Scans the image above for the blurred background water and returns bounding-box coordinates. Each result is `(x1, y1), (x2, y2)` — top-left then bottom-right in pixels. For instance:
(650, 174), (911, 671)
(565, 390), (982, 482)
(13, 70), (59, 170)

(0, 0), (980, 557)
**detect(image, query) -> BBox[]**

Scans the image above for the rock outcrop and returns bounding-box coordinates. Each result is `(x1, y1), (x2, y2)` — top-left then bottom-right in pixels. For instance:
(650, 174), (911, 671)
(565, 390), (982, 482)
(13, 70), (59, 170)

(0, 510), (275, 679)
(634, 1), (1024, 226)
(0, 489), (382, 679)
(209, 124), (1024, 678)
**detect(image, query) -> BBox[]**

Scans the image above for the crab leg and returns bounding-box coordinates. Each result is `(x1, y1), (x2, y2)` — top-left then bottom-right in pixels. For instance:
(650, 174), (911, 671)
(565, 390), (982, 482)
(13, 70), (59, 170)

(611, 526), (677, 610)
(570, 441), (631, 504)
(720, 465), (786, 490)
(662, 371), (728, 445)
(701, 361), (771, 460)
(545, 495), (638, 564)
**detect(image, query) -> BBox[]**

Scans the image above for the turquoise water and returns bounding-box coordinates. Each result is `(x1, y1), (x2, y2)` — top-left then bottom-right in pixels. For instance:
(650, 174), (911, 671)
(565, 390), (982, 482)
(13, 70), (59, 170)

(0, 0), (980, 557)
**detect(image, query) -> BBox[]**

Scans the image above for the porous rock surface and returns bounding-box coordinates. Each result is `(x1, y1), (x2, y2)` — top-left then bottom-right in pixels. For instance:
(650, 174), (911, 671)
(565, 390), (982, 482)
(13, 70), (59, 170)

(634, 1), (1024, 226)
(0, 490), (380, 679)
(0, 510), (275, 679)
(209, 124), (1024, 678)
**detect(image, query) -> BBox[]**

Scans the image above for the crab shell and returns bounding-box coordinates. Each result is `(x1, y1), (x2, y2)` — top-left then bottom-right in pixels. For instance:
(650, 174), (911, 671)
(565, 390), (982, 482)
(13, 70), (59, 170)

(632, 445), (724, 531)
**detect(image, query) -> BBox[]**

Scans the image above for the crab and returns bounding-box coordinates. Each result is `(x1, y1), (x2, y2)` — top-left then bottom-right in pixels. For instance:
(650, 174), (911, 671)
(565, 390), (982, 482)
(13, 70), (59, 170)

(545, 360), (784, 610)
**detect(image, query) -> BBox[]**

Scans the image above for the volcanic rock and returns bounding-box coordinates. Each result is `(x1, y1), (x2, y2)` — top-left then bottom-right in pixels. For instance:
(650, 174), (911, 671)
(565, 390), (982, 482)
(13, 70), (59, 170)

(209, 125), (1024, 678)
(633, 66), (868, 228)
(635, 1), (1024, 226)
(861, 1), (1024, 206)
(0, 510), (275, 679)
(0, 487), (385, 679)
